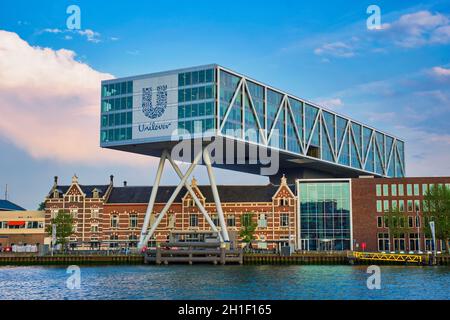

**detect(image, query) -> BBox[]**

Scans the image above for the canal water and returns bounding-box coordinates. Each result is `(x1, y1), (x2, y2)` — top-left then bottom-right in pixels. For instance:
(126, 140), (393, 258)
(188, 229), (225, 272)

(0, 265), (448, 300)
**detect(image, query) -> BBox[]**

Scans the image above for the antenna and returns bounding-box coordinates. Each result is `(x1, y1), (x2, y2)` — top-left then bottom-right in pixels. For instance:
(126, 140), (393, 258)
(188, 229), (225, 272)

(4, 184), (8, 201)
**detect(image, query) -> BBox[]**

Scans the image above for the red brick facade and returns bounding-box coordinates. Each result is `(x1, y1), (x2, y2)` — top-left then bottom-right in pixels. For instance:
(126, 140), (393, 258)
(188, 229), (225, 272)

(352, 177), (450, 252)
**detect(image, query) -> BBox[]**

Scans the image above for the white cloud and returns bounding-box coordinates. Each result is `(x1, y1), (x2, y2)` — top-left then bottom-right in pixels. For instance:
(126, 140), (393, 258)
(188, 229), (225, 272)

(316, 98), (343, 110)
(0, 30), (147, 166)
(314, 41), (355, 58)
(41, 28), (102, 43)
(380, 10), (450, 47)
(431, 66), (450, 77)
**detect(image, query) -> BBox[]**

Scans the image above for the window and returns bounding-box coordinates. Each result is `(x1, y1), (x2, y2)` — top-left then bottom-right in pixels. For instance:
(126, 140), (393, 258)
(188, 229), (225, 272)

(414, 200), (420, 212)
(407, 200), (413, 212)
(129, 214), (138, 228)
(376, 200), (382, 212)
(413, 184), (420, 196)
(422, 200), (429, 212)
(91, 225), (98, 233)
(376, 184), (382, 196)
(398, 184), (404, 196)
(407, 184), (413, 196)
(212, 215), (219, 227)
(383, 185), (389, 196)
(109, 235), (119, 248)
(377, 216), (383, 228)
(128, 235), (138, 247)
(399, 200), (405, 212)
(391, 200), (398, 211)
(422, 184), (428, 196)
(91, 208), (99, 219)
(383, 200), (389, 212)
(70, 209), (78, 218)
(415, 216), (421, 228)
(409, 233), (420, 251)
(258, 214), (267, 228)
(189, 214), (198, 227)
(391, 184), (397, 196)
(227, 215), (236, 227)
(111, 215), (118, 228)
(280, 198), (289, 206)
(377, 233), (390, 251)
(280, 214), (289, 227)
(408, 216), (414, 228)
(393, 234), (406, 251)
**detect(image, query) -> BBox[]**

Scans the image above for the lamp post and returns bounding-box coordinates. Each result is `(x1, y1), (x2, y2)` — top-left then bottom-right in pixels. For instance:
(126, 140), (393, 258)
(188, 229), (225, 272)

(416, 209), (421, 253)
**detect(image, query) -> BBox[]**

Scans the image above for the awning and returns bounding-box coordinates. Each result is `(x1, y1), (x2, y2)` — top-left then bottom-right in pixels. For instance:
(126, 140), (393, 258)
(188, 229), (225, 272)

(8, 221), (25, 226)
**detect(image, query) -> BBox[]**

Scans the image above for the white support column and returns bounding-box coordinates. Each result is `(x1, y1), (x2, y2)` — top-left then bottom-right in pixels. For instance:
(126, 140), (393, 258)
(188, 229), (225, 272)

(203, 146), (230, 242)
(141, 149), (203, 246)
(166, 152), (224, 242)
(138, 151), (167, 248)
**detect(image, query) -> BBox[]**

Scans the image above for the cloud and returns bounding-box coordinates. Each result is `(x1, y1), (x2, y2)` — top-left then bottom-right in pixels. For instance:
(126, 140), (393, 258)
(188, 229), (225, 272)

(316, 98), (343, 110)
(378, 10), (450, 48)
(41, 28), (102, 43)
(431, 66), (450, 77)
(314, 41), (356, 58)
(0, 30), (147, 166)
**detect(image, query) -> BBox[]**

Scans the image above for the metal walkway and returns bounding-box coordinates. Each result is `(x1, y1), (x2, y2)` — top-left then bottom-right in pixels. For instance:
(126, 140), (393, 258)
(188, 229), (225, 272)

(351, 252), (423, 263)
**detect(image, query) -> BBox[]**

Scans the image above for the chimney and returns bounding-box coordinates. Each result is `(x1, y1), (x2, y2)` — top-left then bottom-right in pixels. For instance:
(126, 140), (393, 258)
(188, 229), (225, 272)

(123, 181), (127, 187)
(53, 176), (58, 187)
(110, 175), (114, 185)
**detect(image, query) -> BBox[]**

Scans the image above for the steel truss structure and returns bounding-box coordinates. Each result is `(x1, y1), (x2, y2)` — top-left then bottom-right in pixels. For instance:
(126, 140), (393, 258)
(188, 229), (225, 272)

(216, 66), (405, 177)
(138, 146), (230, 248)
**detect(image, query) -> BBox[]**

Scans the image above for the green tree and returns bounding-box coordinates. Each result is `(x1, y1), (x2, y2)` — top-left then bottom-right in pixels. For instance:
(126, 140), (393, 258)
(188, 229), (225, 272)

(423, 185), (450, 253)
(384, 206), (409, 251)
(239, 212), (258, 246)
(37, 201), (45, 211)
(45, 210), (74, 250)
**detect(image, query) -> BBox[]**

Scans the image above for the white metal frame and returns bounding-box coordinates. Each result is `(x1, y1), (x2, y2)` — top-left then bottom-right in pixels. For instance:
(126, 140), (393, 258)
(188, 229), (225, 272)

(216, 65), (406, 178)
(138, 146), (229, 249)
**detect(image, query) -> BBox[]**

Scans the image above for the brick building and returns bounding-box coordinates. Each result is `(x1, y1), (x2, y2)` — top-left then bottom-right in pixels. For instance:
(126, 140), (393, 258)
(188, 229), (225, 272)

(352, 177), (450, 253)
(43, 174), (450, 252)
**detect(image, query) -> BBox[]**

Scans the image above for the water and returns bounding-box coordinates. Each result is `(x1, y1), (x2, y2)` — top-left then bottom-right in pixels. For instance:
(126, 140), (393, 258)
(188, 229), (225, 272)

(0, 265), (448, 300)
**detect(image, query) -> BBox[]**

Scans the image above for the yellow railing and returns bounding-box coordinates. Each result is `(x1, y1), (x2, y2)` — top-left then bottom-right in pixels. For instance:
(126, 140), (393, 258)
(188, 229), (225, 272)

(352, 252), (423, 263)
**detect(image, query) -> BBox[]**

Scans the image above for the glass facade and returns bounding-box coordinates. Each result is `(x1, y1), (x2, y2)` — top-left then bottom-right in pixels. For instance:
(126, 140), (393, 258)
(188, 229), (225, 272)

(100, 80), (134, 143)
(177, 68), (216, 134)
(298, 180), (351, 251)
(100, 65), (405, 178)
(217, 67), (405, 177)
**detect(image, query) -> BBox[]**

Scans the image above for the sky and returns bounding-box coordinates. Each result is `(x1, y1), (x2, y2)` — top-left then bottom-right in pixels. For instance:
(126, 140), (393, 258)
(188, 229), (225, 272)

(0, 0), (450, 209)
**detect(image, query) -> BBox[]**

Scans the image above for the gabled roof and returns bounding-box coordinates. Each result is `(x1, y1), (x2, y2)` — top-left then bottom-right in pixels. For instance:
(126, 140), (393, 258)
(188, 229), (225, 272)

(0, 199), (26, 211)
(107, 184), (296, 204)
(48, 185), (110, 198)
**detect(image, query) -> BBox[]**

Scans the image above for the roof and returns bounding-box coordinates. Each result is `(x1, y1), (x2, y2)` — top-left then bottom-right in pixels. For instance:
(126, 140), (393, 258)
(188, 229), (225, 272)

(0, 199), (26, 211)
(0, 210), (44, 219)
(107, 184), (296, 204)
(48, 185), (110, 198)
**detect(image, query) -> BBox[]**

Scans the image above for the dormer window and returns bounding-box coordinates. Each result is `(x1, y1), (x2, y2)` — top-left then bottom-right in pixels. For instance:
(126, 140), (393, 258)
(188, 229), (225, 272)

(281, 198), (289, 206)
(92, 189), (100, 198)
(53, 190), (59, 198)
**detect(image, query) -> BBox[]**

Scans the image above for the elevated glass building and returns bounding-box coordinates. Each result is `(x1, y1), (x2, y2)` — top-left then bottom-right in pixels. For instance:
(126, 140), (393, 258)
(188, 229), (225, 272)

(100, 64), (405, 180)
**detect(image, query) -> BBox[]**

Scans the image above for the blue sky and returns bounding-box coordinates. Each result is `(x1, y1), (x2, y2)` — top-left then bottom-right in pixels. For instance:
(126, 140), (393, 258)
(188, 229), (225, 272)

(0, 0), (450, 209)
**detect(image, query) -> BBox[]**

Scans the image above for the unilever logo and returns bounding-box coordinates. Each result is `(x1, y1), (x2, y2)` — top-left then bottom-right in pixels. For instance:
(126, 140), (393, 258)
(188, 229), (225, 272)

(142, 85), (167, 119)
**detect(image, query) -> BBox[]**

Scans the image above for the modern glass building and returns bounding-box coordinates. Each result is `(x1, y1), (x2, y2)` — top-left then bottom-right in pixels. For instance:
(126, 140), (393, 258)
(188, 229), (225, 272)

(297, 179), (352, 251)
(100, 64), (405, 179)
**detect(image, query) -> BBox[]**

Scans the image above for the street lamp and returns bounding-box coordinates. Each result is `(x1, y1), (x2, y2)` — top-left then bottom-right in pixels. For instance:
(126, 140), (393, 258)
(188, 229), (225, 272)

(416, 209), (421, 253)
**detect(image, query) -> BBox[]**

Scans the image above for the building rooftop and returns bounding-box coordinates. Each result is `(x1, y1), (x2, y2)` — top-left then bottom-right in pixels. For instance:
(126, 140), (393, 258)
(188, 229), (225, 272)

(0, 199), (26, 211)
(107, 184), (296, 204)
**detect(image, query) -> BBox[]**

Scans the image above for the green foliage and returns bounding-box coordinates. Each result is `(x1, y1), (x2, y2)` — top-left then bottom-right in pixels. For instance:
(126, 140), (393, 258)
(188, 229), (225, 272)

(384, 207), (408, 238)
(37, 201), (45, 211)
(423, 185), (450, 252)
(45, 210), (74, 248)
(239, 212), (258, 244)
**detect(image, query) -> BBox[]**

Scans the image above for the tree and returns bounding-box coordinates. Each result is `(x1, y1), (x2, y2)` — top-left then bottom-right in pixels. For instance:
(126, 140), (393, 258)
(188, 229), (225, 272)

(423, 185), (450, 253)
(45, 210), (75, 250)
(384, 206), (408, 251)
(37, 201), (45, 211)
(239, 212), (258, 246)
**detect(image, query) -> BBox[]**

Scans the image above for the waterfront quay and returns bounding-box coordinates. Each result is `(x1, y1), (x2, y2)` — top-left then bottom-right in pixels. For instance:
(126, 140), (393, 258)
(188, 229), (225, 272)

(1, 251), (449, 266)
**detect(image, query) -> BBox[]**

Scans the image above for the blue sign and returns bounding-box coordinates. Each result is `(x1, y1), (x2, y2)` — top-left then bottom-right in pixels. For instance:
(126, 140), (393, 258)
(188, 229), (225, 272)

(142, 85), (167, 119)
